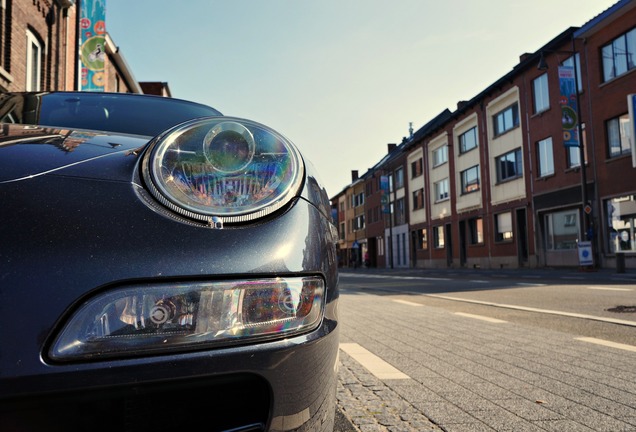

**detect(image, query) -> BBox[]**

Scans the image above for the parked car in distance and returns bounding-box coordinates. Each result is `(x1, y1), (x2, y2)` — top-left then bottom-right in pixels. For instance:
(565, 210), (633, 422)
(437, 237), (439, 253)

(0, 91), (339, 432)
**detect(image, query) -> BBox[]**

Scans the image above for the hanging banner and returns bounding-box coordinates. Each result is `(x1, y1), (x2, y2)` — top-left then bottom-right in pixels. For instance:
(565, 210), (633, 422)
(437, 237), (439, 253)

(380, 175), (390, 214)
(79, 0), (107, 91)
(628, 94), (636, 168)
(558, 66), (579, 147)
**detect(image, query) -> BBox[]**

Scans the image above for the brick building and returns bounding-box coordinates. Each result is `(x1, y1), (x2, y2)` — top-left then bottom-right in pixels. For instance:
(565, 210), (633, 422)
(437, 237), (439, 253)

(333, 0), (636, 270)
(1, 0), (140, 93)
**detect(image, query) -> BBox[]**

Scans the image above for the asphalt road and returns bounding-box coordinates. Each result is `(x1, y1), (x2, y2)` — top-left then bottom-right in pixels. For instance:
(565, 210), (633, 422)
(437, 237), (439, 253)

(334, 267), (636, 431)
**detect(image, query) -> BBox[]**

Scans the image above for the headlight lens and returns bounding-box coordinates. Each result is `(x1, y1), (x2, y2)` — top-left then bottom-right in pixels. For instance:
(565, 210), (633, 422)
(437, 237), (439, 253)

(142, 117), (304, 223)
(49, 277), (324, 361)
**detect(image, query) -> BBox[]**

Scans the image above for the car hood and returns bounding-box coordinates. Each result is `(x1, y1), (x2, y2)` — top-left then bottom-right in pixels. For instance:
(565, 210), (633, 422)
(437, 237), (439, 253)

(0, 125), (149, 183)
(0, 123), (335, 220)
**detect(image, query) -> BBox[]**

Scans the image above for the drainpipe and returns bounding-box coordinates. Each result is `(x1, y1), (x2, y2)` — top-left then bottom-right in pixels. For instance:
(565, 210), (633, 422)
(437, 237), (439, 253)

(104, 33), (142, 93)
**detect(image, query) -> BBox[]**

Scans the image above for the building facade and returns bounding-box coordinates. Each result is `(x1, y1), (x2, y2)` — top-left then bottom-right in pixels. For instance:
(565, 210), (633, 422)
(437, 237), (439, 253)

(332, 0), (636, 270)
(1, 0), (141, 94)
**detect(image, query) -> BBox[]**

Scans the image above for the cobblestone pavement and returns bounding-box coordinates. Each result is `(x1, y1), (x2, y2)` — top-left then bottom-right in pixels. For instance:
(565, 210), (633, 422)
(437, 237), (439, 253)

(333, 268), (636, 432)
(337, 350), (443, 432)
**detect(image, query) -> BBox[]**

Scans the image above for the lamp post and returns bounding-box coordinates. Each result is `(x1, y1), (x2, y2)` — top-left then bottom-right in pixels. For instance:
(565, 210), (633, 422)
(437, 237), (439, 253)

(538, 37), (592, 266)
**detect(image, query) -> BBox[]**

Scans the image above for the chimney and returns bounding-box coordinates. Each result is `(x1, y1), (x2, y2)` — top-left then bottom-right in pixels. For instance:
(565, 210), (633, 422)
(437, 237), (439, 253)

(387, 143), (397, 153)
(457, 100), (468, 110)
(351, 170), (359, 182)
(519, 52), (532, 62)
(409, 122), (414, 139)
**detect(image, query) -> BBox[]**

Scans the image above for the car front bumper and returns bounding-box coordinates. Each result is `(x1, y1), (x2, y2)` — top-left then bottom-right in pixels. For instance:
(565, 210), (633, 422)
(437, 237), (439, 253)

(0, 172), (339, 432)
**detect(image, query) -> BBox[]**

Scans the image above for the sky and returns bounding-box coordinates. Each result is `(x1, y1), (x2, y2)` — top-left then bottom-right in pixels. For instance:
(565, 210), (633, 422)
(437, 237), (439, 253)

(105, 0), (619, 198)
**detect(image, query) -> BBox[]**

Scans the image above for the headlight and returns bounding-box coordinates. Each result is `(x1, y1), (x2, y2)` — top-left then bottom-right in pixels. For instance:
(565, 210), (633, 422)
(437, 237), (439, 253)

(49, 277), (324, 361)
(142, 117), (304, 224)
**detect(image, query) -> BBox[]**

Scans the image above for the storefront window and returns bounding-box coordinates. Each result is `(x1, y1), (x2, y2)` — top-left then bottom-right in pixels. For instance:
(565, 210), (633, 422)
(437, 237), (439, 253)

(495, 212), (513, 242)
(416, 229), (428, 250)
(606, 195), (636, 253)
(545, 210), (579, 250)
(434, 226), (445, 248)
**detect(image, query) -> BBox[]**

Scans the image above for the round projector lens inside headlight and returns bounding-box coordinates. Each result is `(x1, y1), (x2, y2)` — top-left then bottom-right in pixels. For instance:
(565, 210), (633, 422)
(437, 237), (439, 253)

(203, 121), (255, 173)
(142, 117), (304, 223)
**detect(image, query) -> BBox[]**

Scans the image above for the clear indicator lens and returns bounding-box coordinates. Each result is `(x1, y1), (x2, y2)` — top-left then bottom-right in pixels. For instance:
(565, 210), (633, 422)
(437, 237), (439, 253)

(50, 277), (324, 361)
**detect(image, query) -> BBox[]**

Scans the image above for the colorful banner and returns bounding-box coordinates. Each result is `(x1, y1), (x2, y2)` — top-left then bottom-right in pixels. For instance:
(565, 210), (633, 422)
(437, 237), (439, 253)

(79, 0), (107, 91)
(628, 94), (636, 168)
(380, 175), (390, 214)
(558, 66), (579, 147)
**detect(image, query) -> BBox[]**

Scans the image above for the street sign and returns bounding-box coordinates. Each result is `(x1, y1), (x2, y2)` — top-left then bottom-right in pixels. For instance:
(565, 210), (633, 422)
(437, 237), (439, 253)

(577, 241), (593, 266)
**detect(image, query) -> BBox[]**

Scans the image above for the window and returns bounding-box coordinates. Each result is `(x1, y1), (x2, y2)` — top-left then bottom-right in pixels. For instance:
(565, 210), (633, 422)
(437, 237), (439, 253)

(532, 74), (550, 113)
(545, 210), (580, 250)
(606, 195), (636, 253)
(434, 178), (449, 202)
(460, 165), (480, 194)
(412, 188), (424, 210)
(339, 223), (345, 240)
(459, 127), (478, 154)
(567, 123), (587, 168)
(607, 114), (631, 158)
(493, 103), (519, 136)
(537, 137), (554, 177)
(468, 218), (484, 245)
(561, 54), (582, 92)
(0, 0), (11, 72)
(433, 225), (444, 248)
(354, 192), (364, 207)
(602, 28), (636, 82)
(416, 229), (428, 250)
(26, 30), (43, 91)
(411, 158), (423, 178)
(432, 145), (448, 167)
(394, 167), (404, 189)
(495, 212), (513, 242)
(496, 149), (522, 182)
(354, 214), (365, 231)
(394, 198), (406, 225)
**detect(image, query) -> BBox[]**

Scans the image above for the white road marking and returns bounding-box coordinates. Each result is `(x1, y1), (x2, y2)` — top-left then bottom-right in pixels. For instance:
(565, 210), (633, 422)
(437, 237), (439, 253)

(454, 312), (507, 323)
(340, 343), (410, 380)
(427, 294), (636, 327)
(392, 299), (422, 307)
(586, 286), (632, 291)
(339, 272), (451, 281)
(575, 337), (636, 353)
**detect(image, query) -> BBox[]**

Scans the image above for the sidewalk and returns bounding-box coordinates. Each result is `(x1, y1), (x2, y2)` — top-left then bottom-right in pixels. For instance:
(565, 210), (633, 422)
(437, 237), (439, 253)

(337, 351), (444, 431)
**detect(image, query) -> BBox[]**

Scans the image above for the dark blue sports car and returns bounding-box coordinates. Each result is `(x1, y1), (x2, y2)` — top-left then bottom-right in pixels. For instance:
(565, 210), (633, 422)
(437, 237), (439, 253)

(0, 91), (339, 432)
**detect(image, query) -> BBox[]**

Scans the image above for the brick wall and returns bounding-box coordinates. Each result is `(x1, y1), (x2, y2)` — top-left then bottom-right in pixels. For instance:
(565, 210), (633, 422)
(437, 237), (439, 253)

(1, 0), (76, 92)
